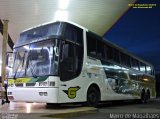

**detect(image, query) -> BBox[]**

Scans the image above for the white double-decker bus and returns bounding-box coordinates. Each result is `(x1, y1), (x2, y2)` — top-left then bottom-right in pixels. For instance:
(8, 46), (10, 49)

(7, 21), (156, 107)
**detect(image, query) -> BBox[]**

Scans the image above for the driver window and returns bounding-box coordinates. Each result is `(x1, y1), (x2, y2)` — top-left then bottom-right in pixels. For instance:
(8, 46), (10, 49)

(60, 41), (75, 80)
(60, 40), (83, 81)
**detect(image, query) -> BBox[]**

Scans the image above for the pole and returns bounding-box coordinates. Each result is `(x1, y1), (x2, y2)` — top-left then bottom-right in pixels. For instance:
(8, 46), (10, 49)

(1, 20), (8, 89)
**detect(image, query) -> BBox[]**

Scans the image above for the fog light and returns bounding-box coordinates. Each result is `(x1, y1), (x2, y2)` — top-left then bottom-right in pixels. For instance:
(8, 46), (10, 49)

(39, 92), (48, 96)
(44, 92), (48, 96)
(39, 92), (43, 96)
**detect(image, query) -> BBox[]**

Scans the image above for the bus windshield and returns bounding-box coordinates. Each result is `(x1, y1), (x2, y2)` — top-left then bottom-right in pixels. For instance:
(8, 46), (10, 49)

(9, 39), (60, 78)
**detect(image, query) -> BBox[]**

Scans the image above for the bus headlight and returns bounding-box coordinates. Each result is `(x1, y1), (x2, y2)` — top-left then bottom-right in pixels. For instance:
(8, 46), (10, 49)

(8, 92), (12, 95)
(9, 84), (14, 87)
(39, 92), (48, 96)
(50, 81), (55, 86)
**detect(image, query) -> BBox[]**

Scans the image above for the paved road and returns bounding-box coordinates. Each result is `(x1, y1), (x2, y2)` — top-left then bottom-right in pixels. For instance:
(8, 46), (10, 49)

(70, 99), (160, 119)
(0, 99), (160, 119)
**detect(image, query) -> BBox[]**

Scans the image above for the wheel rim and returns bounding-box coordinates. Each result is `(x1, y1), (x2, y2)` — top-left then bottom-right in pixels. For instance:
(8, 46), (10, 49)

(87, 87), (99, 107)
(88, 91), (97, 104)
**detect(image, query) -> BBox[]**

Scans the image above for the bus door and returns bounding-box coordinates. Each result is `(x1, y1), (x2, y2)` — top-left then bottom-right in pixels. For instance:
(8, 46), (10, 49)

(58, 40), (83, 102)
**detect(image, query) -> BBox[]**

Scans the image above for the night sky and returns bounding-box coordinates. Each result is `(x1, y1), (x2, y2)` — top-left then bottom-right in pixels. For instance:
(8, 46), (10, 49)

(104, 0), (160, 73)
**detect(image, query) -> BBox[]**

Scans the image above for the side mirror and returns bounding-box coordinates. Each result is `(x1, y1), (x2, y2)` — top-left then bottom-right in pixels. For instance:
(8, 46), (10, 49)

(54, 46), (59, 57)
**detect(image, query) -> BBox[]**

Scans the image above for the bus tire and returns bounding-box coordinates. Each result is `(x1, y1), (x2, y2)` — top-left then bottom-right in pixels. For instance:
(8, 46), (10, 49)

(145, 90), (150, 103)
(87, 86), (100, 107)
(46, 103), (61, 108)
(141, 89), (146, 104)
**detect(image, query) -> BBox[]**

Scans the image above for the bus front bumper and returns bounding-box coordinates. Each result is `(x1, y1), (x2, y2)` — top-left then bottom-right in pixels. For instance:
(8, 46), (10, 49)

(7, 87), (59, 103)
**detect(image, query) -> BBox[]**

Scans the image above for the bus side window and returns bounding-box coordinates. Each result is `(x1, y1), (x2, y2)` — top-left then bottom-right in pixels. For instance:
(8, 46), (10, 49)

(106, 45), (114, 60)
(97, 40), (105, 59)
(87, 33), (97, 57)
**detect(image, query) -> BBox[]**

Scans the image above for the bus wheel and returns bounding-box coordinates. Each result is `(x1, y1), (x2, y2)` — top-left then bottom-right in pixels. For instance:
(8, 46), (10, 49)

(46, 103), (61, 108)
(141, 89), (146, 104)
(87, 86), (100, 107)
(145, 90), (150, 103)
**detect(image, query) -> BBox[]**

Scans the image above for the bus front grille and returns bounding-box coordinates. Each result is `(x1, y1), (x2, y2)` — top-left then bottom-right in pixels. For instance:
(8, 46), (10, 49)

(26, 83), (36, 87)
(15, 83), (23, 87)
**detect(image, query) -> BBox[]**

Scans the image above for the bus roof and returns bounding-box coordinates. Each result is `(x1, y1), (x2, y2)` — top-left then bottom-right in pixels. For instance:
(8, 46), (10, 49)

(21, 20), (88, 33)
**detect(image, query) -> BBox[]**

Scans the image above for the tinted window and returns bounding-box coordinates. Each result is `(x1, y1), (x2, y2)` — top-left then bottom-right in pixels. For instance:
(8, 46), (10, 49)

(97, 40), (105, 58)
(15, 22), (63, 47)
(60, 40), (83, 81)
(120, 52), (126, 66)
(75, 45), (84, 76)
(60, 42), (74, 80)
(126, 55), (131, 67)
(64, 24), (83, 45)
(113, 49), (120, 63)
(120, 53), (131, 67)
(106, 45), (114, 60)
(87, 33), (97, 57)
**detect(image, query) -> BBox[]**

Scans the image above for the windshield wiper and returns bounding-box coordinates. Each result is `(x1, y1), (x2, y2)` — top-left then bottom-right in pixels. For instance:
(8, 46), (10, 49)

(13, 51), (26, 79)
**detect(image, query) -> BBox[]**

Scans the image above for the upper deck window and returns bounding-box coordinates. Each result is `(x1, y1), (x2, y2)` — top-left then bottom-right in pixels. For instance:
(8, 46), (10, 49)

(64, 24), (83, 45)
(15, 22), (63, 47)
